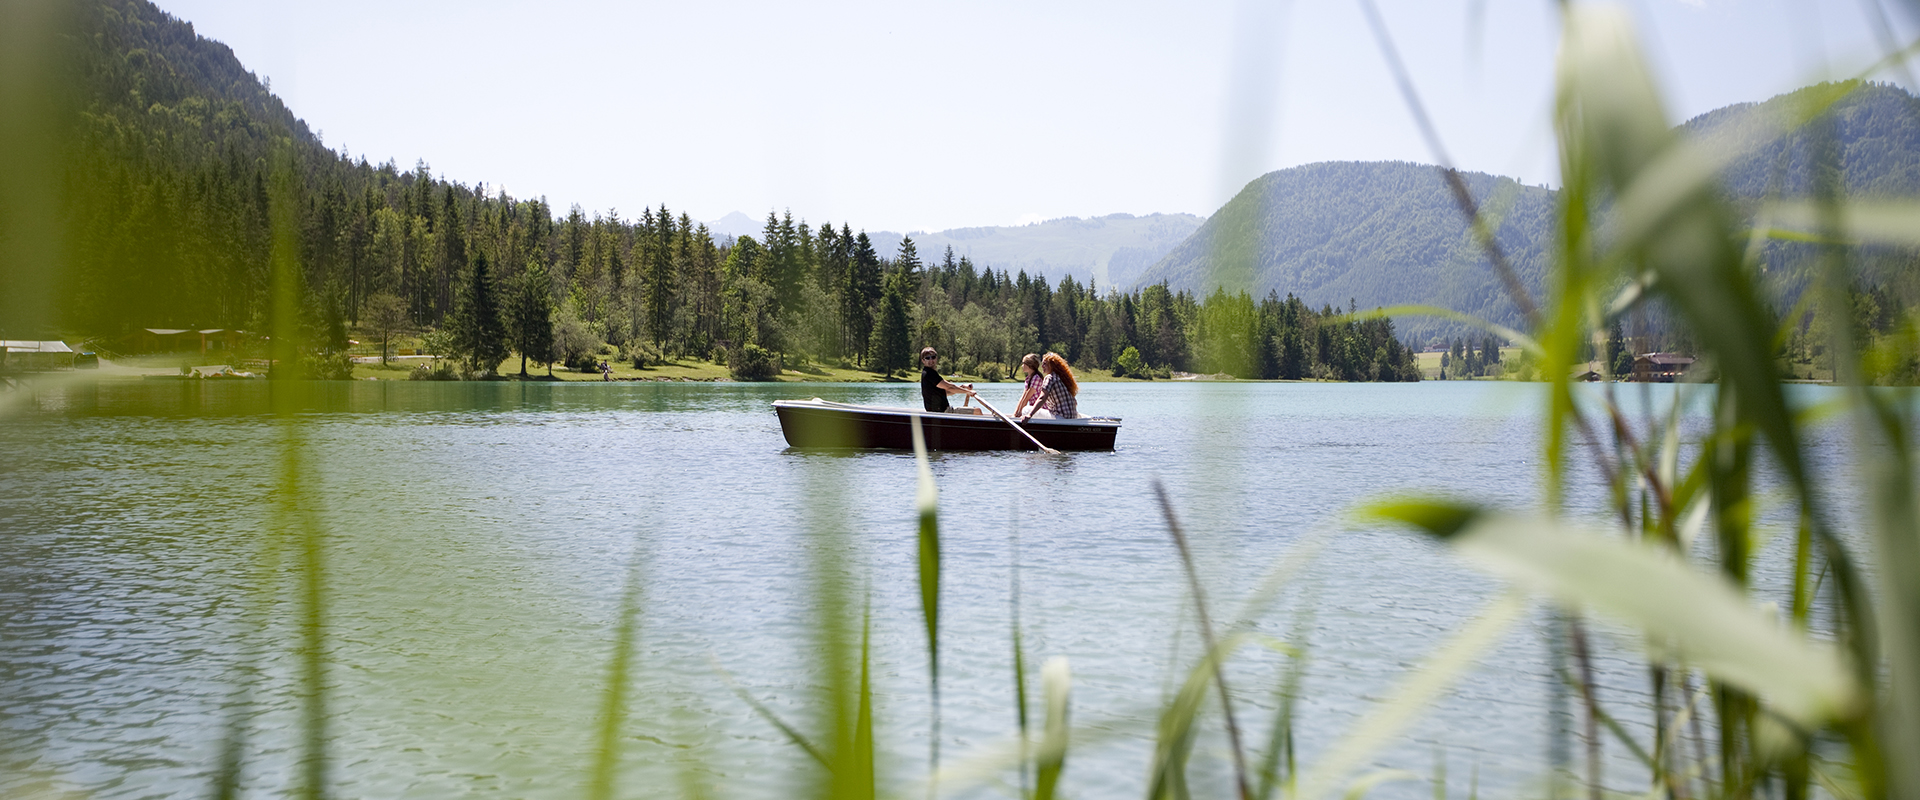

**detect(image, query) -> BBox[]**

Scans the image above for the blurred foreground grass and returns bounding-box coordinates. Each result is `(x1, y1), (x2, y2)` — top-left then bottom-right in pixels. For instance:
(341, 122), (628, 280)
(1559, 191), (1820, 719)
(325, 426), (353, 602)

(3, 3), (1920, 800)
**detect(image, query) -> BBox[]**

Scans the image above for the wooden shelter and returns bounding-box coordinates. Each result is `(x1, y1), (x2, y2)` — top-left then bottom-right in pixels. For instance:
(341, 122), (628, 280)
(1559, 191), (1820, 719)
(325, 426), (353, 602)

(1631, 353), (1696, 382)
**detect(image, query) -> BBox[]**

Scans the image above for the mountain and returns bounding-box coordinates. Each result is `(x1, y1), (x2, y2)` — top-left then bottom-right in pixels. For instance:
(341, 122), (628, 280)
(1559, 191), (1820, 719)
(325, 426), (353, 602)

(1132, 162), (1556, 344)
(863, 213), (1203, 289)
(1684, 82), (1920, 203)
(702, 211), (762, 242)
(1681, 82), (1920, 305)
(1136, 82), (1920, 345)
(714, 212), (1205, 289)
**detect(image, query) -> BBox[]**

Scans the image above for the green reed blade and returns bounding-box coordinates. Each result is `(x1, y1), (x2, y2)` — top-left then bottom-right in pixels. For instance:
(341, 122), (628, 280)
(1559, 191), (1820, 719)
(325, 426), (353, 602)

(1432, 747), (1446, 800)
(712, 660), (829, 769)
(792, 447), (870, 799)
(1034, 657), (1071, 800)
(265, 141), (331, 800)
(1009, 511), (1031, 798)
(855, 604), (876, 800)
(911, 415), (943, 783)
(1764, 200), (1920, 248)
(588, 543), (648, 800)
(1255, 607), (1312, 800)
(1372, 501), (1860, 726)
(1148, 637), (1226, 800)
(1290, 592), (1526, 800)
(1349, 305), (1539, 357)
(1152, 481), (1253, 800)
(1343, 769), (1422, 800)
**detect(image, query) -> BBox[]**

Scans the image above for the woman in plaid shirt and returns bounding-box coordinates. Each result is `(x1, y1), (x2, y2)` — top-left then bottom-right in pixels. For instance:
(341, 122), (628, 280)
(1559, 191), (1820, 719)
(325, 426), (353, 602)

(1014, 353), (1045, 417)
(1020, 352), (1079, 421)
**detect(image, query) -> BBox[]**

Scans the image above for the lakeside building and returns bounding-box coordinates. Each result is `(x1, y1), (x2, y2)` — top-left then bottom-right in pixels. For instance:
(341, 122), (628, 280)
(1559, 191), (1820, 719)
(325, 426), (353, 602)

(1, 340), (76, 371)
(1631, 352), (1697, 382)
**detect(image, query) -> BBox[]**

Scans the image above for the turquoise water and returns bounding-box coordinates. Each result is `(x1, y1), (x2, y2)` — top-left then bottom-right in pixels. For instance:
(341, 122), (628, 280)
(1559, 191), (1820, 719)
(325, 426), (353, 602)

(0, 379), (1865, 798)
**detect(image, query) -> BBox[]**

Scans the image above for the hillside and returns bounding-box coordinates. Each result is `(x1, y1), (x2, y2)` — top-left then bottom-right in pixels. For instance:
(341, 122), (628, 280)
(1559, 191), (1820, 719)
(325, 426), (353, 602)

(1133, 161), (1556, 343)
(1685, 82), (1920, 203)
(1684, 82), (1920, 307)
(1137, 83), (1920, 345)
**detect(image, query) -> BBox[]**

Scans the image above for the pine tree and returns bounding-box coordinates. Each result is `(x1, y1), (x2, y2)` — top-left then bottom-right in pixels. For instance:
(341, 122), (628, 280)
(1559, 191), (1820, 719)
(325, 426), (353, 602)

(867, 269), (912, 374)
(449, 247), (509, 375)
(436, 189), (467, 321)
(508, 256), (555, 376)
(643, 204), (676, 352)
(896, 236), (922, 286)
(845, 232), (881, 363)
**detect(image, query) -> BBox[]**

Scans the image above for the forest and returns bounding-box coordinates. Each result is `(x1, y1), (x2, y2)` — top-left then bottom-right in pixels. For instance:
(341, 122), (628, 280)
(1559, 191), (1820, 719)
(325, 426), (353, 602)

(28, 0), (1418, 382)
(30, 0), (1915, 385)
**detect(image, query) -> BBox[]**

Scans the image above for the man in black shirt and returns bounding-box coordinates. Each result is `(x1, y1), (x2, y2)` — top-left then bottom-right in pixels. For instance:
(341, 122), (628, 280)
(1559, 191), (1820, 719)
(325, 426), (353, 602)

(919, 347), (974, 412)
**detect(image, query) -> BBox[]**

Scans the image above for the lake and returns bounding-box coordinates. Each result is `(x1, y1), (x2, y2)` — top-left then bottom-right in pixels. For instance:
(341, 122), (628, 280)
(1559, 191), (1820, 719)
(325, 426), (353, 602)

(0, 379), (1870, 798)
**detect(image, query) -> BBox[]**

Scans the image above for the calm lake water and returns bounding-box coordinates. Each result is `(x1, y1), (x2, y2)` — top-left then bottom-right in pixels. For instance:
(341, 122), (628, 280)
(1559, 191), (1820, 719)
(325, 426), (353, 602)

(0, 378), (1879, 799)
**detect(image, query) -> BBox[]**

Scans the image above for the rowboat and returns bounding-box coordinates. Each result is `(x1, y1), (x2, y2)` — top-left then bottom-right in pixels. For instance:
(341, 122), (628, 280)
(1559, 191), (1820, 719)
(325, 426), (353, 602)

(773, 398), (1121, 451)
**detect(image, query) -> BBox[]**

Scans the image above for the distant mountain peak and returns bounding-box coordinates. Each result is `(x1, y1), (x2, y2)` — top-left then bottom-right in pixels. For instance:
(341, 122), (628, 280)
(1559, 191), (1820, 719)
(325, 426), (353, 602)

(703, 211), (762, 239)
(861, 213), (1206, 287)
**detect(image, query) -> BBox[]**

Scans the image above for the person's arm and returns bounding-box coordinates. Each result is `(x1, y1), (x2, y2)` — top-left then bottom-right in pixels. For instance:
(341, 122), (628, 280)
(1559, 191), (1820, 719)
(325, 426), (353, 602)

(1021, 377), (1056, 421)
(937, 378), (974, 396)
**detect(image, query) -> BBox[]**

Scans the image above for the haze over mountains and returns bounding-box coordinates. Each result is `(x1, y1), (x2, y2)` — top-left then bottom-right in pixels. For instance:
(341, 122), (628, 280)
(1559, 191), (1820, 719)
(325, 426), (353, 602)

(706, 211), (1205, 290)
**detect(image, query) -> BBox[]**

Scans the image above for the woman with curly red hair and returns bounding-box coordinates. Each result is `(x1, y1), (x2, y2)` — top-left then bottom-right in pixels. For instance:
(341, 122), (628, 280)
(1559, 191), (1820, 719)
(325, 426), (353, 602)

(1019, 352), (1078, 420)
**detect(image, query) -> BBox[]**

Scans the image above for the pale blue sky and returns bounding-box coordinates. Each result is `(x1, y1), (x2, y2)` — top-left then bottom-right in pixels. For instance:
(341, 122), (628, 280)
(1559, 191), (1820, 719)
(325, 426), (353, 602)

(155, 0), (1914, 234)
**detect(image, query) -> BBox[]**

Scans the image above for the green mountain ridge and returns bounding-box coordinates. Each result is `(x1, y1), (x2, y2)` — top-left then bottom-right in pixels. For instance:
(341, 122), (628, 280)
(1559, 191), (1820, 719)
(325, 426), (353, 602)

(1133, 161), (1556, 344)
(1136, 82), (1920, 345)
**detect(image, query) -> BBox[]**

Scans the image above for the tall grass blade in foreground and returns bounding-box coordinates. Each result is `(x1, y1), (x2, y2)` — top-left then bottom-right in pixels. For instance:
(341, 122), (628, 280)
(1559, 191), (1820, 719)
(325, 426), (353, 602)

(1356, 5), (1917, 799)
(588, 539), (649, 800)
(788, 437), (876, 797)
(1364, 502), (1859, 725)
(1253, 605), (1311, 800)
(1152, 481), (1253, 800)
(1009, 504), (1032, 798)
(911, 416), (944, 787)
(1289, 592), (1527, 800)
(267, 142), (330, 800)
(1034, 657), (1072, 800)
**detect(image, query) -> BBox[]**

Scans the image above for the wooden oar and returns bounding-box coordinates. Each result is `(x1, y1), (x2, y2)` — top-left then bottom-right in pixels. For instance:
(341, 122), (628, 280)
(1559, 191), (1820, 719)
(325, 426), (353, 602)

(970, 394), (1061, 455)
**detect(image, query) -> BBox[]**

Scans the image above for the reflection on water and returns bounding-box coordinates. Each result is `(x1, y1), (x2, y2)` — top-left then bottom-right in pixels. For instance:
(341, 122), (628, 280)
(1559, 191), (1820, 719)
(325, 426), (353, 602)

(0, 379), (1868, 798)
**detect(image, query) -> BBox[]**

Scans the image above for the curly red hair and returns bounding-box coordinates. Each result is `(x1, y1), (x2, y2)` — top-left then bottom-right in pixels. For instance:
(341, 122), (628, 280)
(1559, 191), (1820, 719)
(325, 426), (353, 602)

(1042, 352), (1077, 395)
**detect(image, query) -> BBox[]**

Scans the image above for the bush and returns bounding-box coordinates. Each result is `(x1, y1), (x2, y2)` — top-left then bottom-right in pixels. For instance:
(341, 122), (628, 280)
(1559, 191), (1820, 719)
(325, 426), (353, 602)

(977, 361), (1005, 382)
(629, 341), (663, 369)
(566, 351), (602, 373)
(552, 314), (599, 371)
(730, 343), (779, 381)
(709, 346), (728, 366)
(305, 352), (355, 381)
(1114, 346), (1149, 379)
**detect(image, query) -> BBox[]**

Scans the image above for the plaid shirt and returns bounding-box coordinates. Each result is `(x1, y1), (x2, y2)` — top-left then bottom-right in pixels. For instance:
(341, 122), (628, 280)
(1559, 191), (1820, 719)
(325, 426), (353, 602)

(1022, 373), (1044, 406)
(1037, 374), (1077, 418)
